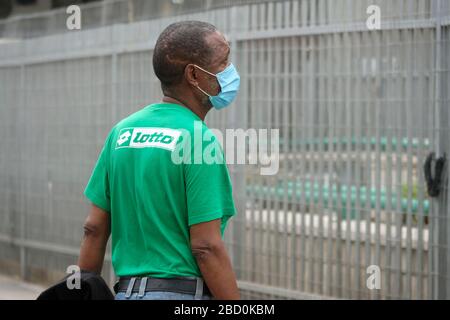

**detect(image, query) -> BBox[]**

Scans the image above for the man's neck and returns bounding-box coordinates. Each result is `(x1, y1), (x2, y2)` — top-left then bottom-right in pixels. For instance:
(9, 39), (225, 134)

(162, 95), (208, 121)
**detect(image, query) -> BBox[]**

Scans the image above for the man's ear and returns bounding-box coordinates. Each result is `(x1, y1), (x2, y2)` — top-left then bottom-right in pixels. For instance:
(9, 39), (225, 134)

(184, 64), (199, 87)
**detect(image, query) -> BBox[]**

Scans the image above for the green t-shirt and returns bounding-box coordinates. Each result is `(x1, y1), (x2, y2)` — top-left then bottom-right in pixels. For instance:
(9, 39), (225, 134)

(84, 103), (236, 278)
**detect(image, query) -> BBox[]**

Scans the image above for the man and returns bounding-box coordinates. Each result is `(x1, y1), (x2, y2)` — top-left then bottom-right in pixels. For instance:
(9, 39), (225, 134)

(78, 21), (240, 300)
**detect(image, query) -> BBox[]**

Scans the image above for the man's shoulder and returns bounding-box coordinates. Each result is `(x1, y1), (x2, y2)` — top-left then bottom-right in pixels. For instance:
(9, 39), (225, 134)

(114, 103), (200, 131)
(114, 105), (151, 129)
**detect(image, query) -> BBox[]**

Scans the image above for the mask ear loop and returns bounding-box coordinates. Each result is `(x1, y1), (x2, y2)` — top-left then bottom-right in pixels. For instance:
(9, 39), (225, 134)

(195, 84), (212, 97)
(193, 64), (217, 98)
(192, 64), (216, 98)
(193, 64), (217, 77)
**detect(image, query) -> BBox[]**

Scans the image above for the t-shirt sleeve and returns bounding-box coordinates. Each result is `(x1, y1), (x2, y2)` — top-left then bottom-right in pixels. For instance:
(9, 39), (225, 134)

(184, 128), (236, 227)
(84, 131), (113, 212)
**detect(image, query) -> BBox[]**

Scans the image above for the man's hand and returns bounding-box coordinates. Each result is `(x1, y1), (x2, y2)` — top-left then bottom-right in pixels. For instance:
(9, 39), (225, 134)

(77, 204), (111, 274)
(190, 219), (240, 300)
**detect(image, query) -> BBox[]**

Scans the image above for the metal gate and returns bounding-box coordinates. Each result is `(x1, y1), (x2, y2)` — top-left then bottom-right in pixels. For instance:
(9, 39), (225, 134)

(0, 0), (449, 299)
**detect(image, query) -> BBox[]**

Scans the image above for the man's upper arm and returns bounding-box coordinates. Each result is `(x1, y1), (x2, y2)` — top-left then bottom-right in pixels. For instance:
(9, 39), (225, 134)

(84, 131), (113, 212)
(184, 127), (236, 227)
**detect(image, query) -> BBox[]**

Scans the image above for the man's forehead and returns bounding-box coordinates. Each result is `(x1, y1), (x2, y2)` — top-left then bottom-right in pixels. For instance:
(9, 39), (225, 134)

(205, 31), (230, 50)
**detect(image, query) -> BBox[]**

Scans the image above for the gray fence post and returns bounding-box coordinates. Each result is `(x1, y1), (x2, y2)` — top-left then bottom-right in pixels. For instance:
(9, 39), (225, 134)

(432, 0), (450, 300)
(19, 63), (26, 281)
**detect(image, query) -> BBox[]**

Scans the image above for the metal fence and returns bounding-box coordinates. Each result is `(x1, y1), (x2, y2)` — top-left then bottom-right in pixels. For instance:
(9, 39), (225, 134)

(1, 0), (449, 300)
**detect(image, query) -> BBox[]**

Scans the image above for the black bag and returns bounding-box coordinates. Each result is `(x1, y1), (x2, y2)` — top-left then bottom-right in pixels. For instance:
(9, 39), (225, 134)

(37, 270), (114, 300)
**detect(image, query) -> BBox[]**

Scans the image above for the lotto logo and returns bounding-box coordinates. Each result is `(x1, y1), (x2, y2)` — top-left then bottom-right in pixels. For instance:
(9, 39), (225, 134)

(115, 127), (182, 151)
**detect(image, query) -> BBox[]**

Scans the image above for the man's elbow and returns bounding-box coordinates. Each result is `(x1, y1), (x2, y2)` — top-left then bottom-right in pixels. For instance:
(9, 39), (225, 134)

(83, 218), (108, 239)
(82, 205), (111, 239)
(190, 239), (225, 261)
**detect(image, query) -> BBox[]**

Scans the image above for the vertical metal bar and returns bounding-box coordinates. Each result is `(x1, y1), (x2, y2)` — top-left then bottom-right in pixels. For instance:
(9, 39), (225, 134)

(254, 37), (264, 290)
(246, 5), (258, 286)
(346, 0), (353, 25)
(404, 28), (414, 300)
(373, 29), (382, 301)
(299, 35), (308, 293)
(283, 0), (290, 29)
(334, 32), (344, 299)
(352, 0), (361, 22)
(227, 7), (241, 276)
(265, 30), (274, 293)
(307, 35), (316, 294)
(253, 37), (260, 285)
(19, 63), (26, 281)
(281, 35), (290, 290)
(430, 0), (439, 300)
(353, 30), (363, 300)
(362, 30), (374, 300)
(275, 1), (283, 29)
(317, 0), (324, 25)
(251, 2), (258, 32)
(325, 31), (336, 298)
(327, 0), (334, 25)
(384, 28), (394, 299)
(272, 35), (281, 293)
(415, 27), (426, 300)
(310, 0), (316, 26)
(337, 28), (345, 297)
(301, 0), (308, 28)
(343, 30), (354, 299)
(261, 37), (271, 296)
(393, 28), (404, 300)
(292, 0), (299, 28)
(291, 34), (299, 291)
(267, 1), (274, 31)
(231, 25), (245, 290)
(230, 6), (246, 284)
(257, 1), (265, 31)
(418, 0), (427, 20)
(316, 33), (326, 296)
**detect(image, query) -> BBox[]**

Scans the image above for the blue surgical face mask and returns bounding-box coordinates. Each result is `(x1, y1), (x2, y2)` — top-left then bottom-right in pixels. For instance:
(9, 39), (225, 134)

(194, 63), (240, 110)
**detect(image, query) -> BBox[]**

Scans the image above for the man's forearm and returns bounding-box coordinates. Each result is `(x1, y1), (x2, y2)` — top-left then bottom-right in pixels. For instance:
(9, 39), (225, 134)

(78, 233), (108, 274)
(78, 207), (110, 274)
(193, 242), (240, 300)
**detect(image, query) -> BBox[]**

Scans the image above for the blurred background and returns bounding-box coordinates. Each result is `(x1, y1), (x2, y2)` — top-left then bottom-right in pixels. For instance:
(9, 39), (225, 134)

(0, 0), (449, 300)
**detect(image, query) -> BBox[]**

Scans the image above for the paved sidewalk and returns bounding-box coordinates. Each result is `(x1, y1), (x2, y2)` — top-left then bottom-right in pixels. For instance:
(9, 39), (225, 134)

(0, 274), (45, 300)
